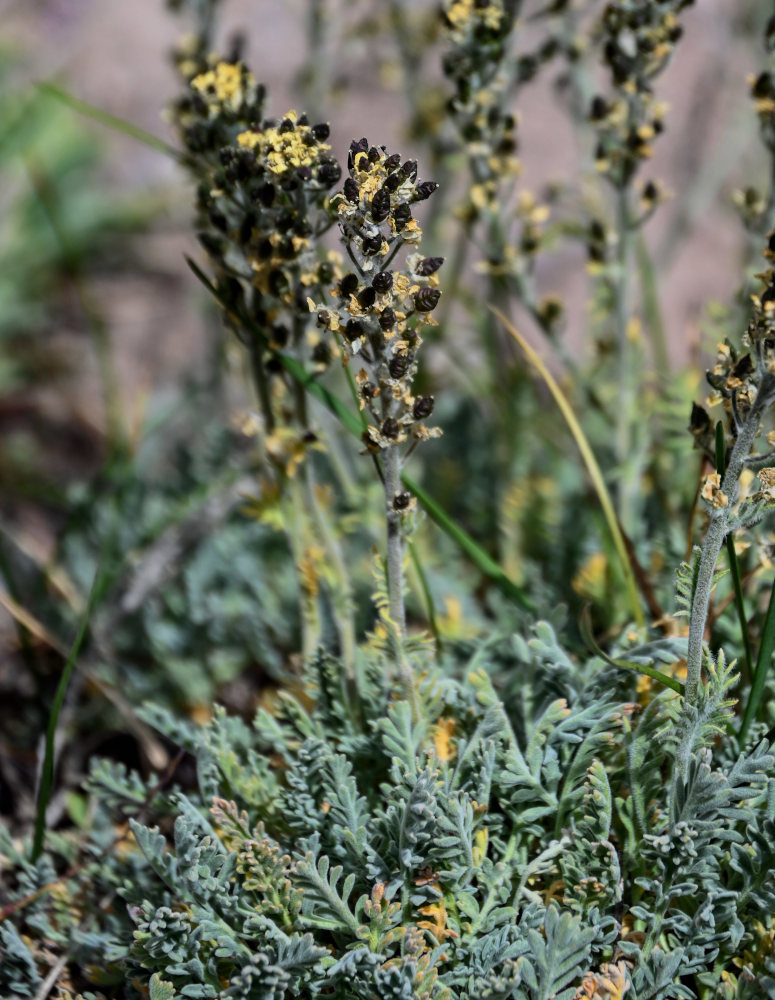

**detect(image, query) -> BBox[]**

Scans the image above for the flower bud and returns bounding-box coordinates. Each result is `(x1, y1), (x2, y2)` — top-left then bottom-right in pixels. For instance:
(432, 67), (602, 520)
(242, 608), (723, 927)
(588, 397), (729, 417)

(414, 256), (444, 276)
(379, 308), (396, 331)
(344, 178), (360, 203)
(414, 288), (441, 312)
(372, 271), (393, 294)
(389, 356), (409, 379)
(414, 181), (438, 201)
(340, 273), (359, 296)
(362, 234), (383, 254)
(371, 189), (391, 223)
(412, 395), (434, 419)
(357, 286), (377, 309)
(384, 152), (401, 173)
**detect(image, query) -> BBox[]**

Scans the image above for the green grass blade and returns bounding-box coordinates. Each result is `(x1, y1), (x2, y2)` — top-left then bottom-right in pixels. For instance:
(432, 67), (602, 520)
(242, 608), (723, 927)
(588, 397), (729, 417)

(408, 541), (442, 653)
(31, 570), (101, 862)
(36, 81), (180, 160)
(715, 421), (753, 688)
(185, 257), (533, 610)
(404, 474), (534, 611)
(740, 579), (775, 742)
(580, 606), (684, 694)
(494, 308), (644, 629)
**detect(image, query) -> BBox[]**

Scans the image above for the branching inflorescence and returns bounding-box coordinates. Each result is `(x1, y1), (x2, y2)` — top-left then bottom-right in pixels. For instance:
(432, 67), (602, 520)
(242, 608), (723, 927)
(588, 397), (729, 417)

(688, 239), (775, 713)
(308, 140), (443, 643)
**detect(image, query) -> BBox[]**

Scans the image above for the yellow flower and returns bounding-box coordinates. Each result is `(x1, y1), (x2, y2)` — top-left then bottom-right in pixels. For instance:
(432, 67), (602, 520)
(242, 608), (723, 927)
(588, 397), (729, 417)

(191, 62), (253, 114)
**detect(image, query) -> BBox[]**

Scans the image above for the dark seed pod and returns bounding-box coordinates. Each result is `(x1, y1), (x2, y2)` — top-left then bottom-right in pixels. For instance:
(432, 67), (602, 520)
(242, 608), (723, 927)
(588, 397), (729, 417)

(412, 395), (434, 419)
(256, 237), (273, 259)
(278, 238), (296, 260)
(268, 269), (289, 297)
(753, 73), (774, 100)
(348, 137), (369, 169)
(372, 271), (393, 294)
(643, 181), (659, 202)
(368, 146), (381, 162)
(345, 318), (364, 341)
(690, 402), (710, 434)
(389, 355), (409, 379)
(371, 188), (391, 223)
(316, 310), (330, 327)
(312, 122), (330, 141)
(311, 342), (330, 365)
(384, 152), (401, 173)
(198, 231), (224, 256)
(589, 95), (608, 120)
(393, 491), (412, 510)
(239, 212), (258, 244)
(317, 159), (342, 187)
(732, 354), (754, 380)
(297, 112), (309, 126)
(393, 204), (411, 229)
(414, 180), (438, 201)
(400, 159), (418, 180)
(357, 286), (377, 309)
(344, 177), (360, 203)
(362, 234), (383, 255)
(415, 256), (444, 276)
(379, 308), (396, 331)
(361, 380), (378, 399)
(381, 418), (400, 439)
(414, 287), (441, 312)
(318, 261), (334, 283)
(279, 117), (295, 133)
(256, 182), (276, 207)
(209, 208), (228, 231)
(340, 273), (359, 296)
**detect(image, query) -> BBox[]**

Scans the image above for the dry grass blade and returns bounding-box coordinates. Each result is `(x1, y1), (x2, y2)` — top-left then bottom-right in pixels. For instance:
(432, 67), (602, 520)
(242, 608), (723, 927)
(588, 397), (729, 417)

(492, 307), (645, 630)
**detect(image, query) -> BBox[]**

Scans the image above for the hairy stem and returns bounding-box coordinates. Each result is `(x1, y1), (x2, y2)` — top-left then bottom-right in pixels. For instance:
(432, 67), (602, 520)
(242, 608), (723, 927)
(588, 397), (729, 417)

(383, 443), (406, 640)
(686, 379), (775, 703)
(614, 185), (637, 532)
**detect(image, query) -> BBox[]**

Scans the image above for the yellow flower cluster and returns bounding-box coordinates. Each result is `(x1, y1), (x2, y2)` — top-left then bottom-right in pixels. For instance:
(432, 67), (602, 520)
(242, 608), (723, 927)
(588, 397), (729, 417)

(444, 0), (504, 40)
(191, 61), (254, 114)
(237, 110), (329, 175)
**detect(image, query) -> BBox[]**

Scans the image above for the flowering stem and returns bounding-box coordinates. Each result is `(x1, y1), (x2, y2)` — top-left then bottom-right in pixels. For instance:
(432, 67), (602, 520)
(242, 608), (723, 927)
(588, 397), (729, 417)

(383, 442), (406, 641)
(685, 383), (774, 704)
(614, 185), (637, 532)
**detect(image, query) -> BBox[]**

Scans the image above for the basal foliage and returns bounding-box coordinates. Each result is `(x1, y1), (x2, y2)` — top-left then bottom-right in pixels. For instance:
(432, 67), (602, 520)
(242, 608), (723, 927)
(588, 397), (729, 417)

(6, 624), (774, 998)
